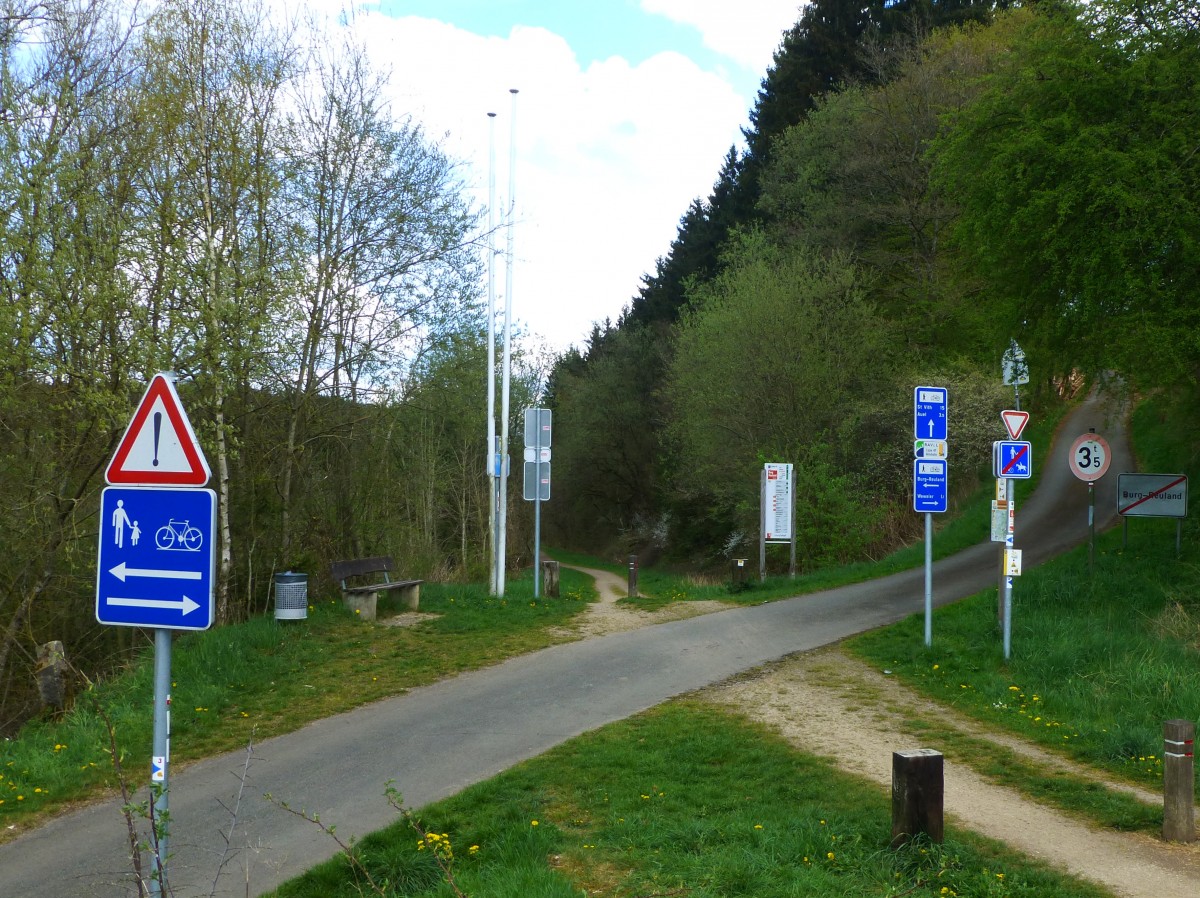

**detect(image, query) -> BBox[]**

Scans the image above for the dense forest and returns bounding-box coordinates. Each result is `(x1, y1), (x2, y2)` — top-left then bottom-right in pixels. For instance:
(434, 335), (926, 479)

(546, 0), (1200, 565)
(1, 0), (1197, 732)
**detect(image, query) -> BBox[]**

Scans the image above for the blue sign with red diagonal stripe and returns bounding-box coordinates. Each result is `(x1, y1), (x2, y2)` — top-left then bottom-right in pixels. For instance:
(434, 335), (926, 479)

(994, 441), (1032, 479)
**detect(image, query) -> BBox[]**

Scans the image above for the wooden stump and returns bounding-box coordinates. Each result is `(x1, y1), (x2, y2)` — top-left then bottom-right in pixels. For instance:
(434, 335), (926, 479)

(541, 560), (560, 598)
(891, 749), (944, 848)
(35, 640), (69, 712)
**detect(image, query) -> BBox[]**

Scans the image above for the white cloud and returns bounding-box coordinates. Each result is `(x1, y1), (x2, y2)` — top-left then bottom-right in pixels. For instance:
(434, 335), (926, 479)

(345, 14), (748, 349)
(260, 2), (800, 350)
(640, 0), (801, 70)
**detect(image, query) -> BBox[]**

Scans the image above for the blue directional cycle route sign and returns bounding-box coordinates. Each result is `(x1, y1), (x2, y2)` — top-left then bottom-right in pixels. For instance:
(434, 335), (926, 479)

(994, 440), (1033, 480)
(913, 459), (948, 513)
(96, 487), (217, 630)
(913, 386), (948, 441)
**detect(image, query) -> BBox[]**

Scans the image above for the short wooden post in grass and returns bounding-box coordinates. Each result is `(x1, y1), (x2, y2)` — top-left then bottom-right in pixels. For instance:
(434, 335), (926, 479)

(1163, 719), (1196, 842)
(541, 560), (560, 598)
(891, 749), (944, 848)
(627, 554), (638, 598)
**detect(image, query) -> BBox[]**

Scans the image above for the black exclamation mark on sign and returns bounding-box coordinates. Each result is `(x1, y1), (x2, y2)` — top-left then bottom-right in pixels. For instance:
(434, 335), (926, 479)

(152, 412), (162, 466)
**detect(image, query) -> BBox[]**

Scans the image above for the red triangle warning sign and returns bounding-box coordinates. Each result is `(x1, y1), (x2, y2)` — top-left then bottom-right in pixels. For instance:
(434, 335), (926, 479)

(106, 374), (211, 486)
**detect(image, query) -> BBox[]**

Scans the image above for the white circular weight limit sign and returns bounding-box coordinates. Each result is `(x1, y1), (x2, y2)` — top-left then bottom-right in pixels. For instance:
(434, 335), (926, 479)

(1069, 434), (1111, 482)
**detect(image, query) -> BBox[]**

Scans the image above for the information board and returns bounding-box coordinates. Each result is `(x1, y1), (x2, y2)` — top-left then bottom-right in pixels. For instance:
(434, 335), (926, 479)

(763, 463), (793, 541)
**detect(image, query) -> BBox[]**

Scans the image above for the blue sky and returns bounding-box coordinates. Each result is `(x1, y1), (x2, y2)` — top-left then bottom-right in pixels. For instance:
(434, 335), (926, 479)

(314, 1), (803, 350)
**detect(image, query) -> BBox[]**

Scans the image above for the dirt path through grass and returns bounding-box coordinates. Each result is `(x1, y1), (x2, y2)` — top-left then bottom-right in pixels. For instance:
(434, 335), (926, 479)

(706, 646), (1200, 898)
(553, 565), (730, 637)
(566, 566), (1200, 898)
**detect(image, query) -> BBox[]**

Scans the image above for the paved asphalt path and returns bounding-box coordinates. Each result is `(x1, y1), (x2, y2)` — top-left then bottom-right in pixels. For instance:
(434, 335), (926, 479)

(0, 390), (1133, 898)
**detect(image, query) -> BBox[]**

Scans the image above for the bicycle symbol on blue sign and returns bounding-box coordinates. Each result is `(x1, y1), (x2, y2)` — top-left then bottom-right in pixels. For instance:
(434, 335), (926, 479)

(156, 519), (204, 551)
(97, 486), (216, 630)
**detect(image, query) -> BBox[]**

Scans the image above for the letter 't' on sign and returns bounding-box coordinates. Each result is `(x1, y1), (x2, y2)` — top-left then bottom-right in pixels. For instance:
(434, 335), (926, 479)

(106, 374), (211, 486)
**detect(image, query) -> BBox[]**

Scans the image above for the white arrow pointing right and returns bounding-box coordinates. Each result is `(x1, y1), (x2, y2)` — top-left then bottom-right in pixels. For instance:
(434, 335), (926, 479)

(108, 595), (201, 615)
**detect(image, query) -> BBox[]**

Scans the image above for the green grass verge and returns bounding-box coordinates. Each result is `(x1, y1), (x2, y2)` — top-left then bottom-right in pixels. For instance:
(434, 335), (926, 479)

(269, 702), (1115, 898)
(0, 571), (596, 828)
(848, 522), (1200, 791)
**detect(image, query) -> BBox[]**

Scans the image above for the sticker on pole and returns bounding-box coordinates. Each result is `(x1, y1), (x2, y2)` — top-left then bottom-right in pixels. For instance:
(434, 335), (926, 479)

(1069, 434), (1110, 482)
(107, 374), (211, 486)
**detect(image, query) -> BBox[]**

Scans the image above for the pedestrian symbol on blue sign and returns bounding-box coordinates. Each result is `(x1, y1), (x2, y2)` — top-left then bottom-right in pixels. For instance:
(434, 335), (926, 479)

(96, 487), (216, 630)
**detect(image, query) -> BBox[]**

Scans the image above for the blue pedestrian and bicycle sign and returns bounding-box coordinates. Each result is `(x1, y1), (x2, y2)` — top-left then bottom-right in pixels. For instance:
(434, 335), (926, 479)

(96, 487), (216, 630)
(913, 386), (948, 441)
(913, 459), (948, 513)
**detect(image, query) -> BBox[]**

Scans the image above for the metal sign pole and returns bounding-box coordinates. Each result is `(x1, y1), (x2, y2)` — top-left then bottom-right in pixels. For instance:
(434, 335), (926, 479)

(923, 512), (932, 647)
(758, 467), (766, 583)
(533, 423), (542, 599)
(150, 628), (171, 897)
(789, 466), (797, 578)
(1088, 482), (1096, 575)
(1003, 480), (1014, 661)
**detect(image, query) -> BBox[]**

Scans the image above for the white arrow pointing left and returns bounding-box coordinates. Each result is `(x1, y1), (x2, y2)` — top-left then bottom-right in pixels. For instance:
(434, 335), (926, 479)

(108, 595), (201, 615)
(109, 562), (201, 582)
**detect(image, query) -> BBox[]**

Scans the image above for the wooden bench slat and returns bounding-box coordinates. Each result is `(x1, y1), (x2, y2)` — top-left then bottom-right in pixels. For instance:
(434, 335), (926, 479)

(330, 556), (394, 581)
(341, 579), (423, 595)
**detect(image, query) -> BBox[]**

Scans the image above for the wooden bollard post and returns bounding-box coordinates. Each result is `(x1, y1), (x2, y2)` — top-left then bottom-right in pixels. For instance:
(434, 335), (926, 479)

(541, 560), (560, 598)
(627, 554), (638, 598)
(1163, 719), (1196, 842)
(891, 749), (944, 848)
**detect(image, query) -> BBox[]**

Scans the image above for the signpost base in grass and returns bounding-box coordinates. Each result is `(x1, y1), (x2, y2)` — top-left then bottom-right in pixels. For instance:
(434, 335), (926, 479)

(891, 749), (944, 848)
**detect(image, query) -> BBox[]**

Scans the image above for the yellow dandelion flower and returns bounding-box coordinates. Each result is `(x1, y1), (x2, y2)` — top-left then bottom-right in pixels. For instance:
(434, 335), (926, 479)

(827, 851), (835, 860)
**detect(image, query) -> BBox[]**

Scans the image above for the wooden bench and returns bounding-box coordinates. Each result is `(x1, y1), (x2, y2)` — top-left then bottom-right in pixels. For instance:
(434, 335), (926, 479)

(330, 556), (422, 621)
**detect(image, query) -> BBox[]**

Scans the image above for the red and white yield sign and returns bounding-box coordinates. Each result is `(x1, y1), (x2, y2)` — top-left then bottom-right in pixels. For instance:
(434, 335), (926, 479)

(106, 373), (211, 486)
(1001, 409), (1029, 440)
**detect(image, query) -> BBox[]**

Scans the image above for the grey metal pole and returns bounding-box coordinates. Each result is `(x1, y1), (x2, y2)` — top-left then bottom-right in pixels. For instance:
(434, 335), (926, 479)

(496, 88), (518, 597)
(150, 628), (172, 897)
(1088, 482), (1096, 575)
(789, 466), (797, 578)
(533, 417), (541, 599)
(923, 512), (932, 647)
(486, 111), (498, 595)
(1003, 479), (1014, 661)
(759, 467), (766, 582)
